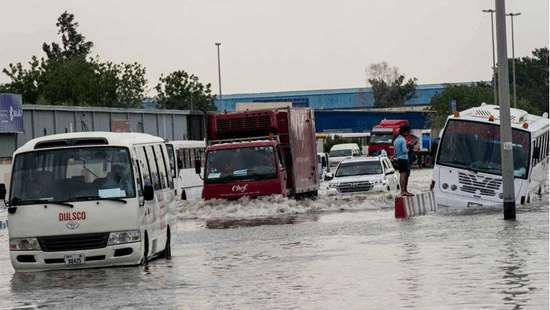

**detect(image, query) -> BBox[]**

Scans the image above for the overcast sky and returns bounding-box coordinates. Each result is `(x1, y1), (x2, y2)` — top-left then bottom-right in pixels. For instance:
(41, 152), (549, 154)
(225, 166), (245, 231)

(0, 0), (548, 95)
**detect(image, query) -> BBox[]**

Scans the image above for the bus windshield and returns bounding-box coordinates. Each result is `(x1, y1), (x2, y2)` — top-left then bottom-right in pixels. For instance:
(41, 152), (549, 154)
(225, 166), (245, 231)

(336, 161), (383, 177)
(205, 146), (277, 183)
(10, 147), (135, 205)
(437, 120), (530, 179)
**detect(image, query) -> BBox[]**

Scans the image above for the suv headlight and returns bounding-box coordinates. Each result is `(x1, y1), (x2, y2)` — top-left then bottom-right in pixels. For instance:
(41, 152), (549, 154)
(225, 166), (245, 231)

(329, 183), (339, 188)
(10, 237), (40, 251)
(108, 230), (141, 245)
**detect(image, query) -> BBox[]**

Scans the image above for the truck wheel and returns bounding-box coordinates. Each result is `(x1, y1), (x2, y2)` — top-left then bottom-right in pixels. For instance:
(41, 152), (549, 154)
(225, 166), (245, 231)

(309, 190), (318, 200)
(163, 226), (171, 260)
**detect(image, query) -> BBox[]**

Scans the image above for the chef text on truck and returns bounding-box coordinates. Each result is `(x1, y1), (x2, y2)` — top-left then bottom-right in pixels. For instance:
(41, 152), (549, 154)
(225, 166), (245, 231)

(199, 108), (319, 200)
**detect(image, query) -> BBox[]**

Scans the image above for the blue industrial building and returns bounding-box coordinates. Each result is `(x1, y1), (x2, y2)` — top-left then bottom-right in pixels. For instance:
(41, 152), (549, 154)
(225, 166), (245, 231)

(314, 110), (433, 133)
(214, 83), (444, 112)
(214, 84), (441, 132)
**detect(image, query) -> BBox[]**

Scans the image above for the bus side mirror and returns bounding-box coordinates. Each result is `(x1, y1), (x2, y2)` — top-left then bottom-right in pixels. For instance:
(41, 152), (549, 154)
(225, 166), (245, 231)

(143, 185), (154, 201)
(0, 184), (6, 201)
(194, 159), (201, 175)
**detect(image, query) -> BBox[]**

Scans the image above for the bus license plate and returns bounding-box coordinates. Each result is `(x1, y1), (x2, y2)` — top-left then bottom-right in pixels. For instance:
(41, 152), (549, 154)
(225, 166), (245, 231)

(64, 254), (84, 266)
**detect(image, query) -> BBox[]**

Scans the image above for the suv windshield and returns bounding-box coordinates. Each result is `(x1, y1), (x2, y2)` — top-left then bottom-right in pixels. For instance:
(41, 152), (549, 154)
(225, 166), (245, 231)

(336, 161), (383, 177)
(437, 120), (530, 179)
(205, 146), (277, 183)
(330, 149), (352, 157)
(10, 147), (135, 205)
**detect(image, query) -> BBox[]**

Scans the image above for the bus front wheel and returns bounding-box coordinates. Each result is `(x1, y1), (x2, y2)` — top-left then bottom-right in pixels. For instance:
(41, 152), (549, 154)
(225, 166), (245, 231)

(163, 227), (172, 260)
(141, 232), (149, 265)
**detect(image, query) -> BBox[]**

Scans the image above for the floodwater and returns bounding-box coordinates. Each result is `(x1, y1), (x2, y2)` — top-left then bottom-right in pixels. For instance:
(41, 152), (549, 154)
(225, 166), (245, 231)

(0, 169), (548, 309)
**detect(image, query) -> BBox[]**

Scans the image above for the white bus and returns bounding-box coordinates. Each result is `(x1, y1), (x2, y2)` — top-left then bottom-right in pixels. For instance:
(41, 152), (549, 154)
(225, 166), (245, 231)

(167, 140), (205, 201)
(0, 132), (176, 271)
(432, 104), (549, 209)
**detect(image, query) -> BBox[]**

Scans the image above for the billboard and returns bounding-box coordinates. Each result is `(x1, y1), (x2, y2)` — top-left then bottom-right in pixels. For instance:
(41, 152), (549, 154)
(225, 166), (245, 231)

(0, 93), (24, 133)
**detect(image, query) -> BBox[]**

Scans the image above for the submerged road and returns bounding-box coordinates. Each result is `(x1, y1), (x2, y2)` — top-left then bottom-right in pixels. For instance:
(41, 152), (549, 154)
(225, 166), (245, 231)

(0, 169), (548, 309)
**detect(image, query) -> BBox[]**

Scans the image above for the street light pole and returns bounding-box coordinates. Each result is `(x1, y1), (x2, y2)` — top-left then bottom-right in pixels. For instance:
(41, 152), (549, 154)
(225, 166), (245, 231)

(495, 0), (516, 220)
(482, 9), (498, 105)
(507, 12), (521, 108)
(215, 42), (222, 102)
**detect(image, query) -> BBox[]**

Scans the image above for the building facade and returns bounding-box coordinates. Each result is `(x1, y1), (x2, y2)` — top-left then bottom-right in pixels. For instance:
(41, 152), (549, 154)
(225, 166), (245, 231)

(214, 84), (444, 112)
(0, 103), (205, 159)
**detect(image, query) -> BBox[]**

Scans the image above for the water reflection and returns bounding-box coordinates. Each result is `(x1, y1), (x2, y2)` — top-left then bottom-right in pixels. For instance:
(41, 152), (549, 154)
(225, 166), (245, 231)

(398, 241), (421, 309)
(205, 214), (319, 229)
(496, 222), (533, 310)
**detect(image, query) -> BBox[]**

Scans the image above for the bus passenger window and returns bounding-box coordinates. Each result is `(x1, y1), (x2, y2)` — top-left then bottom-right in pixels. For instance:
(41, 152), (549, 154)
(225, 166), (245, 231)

(146, 146), (162, 190)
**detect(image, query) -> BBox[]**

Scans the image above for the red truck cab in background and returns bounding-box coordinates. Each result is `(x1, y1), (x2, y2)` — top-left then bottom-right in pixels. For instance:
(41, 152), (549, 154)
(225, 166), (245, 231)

(368, 119), (433, 166)
(368, 119), (410, 158)
(201, 108), (319, 200)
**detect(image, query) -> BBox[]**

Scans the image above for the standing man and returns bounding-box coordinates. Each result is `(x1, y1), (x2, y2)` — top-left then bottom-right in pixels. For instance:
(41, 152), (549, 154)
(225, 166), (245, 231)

(394, 125), (413, 196)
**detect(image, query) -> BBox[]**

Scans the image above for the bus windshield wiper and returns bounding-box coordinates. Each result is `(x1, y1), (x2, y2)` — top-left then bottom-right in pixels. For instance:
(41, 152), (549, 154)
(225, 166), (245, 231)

(10, 198), (74, 208)
(68, 195), (127, 204)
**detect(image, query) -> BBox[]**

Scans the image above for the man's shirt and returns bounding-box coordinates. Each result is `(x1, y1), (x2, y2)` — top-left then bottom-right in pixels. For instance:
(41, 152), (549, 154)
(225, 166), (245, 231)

(393, 135), (408, 160)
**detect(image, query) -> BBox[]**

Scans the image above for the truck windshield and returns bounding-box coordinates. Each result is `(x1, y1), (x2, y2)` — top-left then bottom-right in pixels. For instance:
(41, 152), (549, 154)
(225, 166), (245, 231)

(370, 132), (393, 144)
(330, 149), (352, 157)
(437, 120), (530, 179)
(336, 161), (383, 177)
(10, 147), (135, 205)
(205, 146), (277, 183)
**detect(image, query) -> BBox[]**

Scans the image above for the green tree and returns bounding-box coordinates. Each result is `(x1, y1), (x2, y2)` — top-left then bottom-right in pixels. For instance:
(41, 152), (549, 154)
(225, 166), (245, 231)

(367, 62), (417, 108)
(508, 47), (548, 114)
(1, 11), (147, 107)
(156, 70), (216, 111)
(429, 82), (494, 127)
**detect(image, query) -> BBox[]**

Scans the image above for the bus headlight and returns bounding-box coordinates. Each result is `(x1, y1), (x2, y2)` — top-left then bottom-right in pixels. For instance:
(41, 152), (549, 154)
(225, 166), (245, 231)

(108, 230), (141, 245)
(10, 237), (40, 251)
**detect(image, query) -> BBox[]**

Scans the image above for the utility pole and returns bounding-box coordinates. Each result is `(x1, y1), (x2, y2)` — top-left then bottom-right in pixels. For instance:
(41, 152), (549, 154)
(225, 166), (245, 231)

(215, 42), (223, 102)
(507, 12), (521, 108)
(482, 9), (498, 105)
(495, 0), (516, 220)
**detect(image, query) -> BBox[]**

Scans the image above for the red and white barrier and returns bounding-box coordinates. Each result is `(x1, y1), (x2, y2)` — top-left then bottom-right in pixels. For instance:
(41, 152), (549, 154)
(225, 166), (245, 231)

(395, 191), (436, 218)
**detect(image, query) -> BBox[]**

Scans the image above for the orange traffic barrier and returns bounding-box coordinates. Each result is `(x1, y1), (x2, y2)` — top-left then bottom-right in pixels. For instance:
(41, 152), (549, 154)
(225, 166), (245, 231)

(395, 191), (436, 218)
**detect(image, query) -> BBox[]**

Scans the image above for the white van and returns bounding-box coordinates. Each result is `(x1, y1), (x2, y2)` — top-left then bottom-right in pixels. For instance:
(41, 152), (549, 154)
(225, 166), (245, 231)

(0, 132), (175, 272)
(328, 143), (361, 169)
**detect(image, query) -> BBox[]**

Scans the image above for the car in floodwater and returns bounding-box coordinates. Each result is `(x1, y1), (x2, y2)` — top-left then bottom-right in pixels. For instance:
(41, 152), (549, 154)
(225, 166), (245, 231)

(326, 156), (399, 195)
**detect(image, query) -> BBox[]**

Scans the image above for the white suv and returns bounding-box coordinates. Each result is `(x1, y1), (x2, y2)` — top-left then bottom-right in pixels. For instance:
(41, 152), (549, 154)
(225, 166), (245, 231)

(327, 156), (399, 195)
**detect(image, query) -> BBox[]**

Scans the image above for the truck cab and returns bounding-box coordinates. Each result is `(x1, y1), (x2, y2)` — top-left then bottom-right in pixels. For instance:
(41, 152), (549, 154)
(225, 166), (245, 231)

(201, 108), (318, 200)
(202, 140), (287, 200)
(368, 119), (409, 158)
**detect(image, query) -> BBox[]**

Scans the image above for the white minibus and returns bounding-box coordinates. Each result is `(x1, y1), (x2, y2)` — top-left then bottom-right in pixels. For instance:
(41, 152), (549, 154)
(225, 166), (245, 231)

(166, 140), (205, 200)
(0, 132), (176, 271)
(432, 104), (549, 209)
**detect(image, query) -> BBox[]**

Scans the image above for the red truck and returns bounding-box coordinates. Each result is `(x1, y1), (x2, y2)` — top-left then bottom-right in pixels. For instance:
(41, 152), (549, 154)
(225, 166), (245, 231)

(368, 119), (433, 164)
(199, 108), (319, 200)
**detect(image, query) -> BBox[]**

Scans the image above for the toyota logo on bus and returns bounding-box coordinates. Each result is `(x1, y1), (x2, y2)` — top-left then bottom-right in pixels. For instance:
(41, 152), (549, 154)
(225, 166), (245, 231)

(66, 221), (80, 230)
(232, 184), (248, 193)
